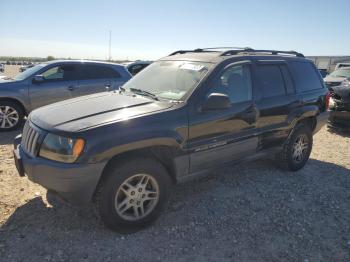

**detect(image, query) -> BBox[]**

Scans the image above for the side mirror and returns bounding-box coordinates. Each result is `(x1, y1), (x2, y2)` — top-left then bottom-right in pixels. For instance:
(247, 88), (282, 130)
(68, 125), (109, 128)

(202, 93), (231, 111)
(33, 75), (44, 83)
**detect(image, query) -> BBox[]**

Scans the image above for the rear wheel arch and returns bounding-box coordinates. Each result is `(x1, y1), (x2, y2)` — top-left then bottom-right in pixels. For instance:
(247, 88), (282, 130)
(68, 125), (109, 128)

(297, 116), (317, 132)
(0, 97), (27, 116)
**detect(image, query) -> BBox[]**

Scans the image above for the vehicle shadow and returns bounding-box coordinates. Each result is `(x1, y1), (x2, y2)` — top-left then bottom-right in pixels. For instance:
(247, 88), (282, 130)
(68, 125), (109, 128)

(0, 121), (24, 145)
(0, 158), (349, 261)
(327, 125), (350, 138)
(0, 129), (22, 146)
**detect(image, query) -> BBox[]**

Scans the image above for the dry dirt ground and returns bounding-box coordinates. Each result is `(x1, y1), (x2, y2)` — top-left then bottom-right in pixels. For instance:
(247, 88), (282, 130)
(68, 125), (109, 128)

(0, 65), (22, 78)
(0, 124), (350, 261)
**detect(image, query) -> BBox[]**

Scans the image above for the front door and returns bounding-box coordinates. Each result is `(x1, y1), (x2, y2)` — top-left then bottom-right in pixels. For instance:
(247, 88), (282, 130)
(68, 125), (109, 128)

(188, 62), (258, 173)
(29, 64), (78, 109)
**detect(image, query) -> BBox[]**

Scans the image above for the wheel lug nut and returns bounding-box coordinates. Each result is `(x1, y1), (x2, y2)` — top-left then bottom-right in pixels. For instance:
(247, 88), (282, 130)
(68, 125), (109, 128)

(130, 199), (134, 203)
(131, 191), (135, 195)
(142, 194), (145, 198)
(138, 188), (142, 192)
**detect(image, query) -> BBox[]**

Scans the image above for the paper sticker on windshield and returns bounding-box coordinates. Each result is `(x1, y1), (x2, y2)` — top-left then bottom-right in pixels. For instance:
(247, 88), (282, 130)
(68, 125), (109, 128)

(180, 63), (205, 71)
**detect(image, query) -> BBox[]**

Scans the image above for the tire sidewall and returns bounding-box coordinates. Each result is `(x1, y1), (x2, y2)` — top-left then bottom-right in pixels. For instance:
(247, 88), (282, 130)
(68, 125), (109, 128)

(98, 158), (171, 232)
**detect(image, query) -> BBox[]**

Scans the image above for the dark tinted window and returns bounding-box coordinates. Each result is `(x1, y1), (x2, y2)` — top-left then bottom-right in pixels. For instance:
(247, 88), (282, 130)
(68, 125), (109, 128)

(289, 61), (323, 92)
(212, 64), (252, 103)
(82, 65), (121, 79)
(129, 64), (149, 75)
(280, 65), (295, 94)
(41, 65), (78, 81)
(256, 65), (286, 98)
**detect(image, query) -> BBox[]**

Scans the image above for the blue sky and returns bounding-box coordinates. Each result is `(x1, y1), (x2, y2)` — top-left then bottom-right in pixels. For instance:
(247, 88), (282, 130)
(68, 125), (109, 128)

(0, 0), (349, 60)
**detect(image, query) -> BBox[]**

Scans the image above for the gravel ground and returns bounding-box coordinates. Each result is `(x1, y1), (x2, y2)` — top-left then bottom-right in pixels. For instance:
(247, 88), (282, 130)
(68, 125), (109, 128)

(0, 126), (350, 261)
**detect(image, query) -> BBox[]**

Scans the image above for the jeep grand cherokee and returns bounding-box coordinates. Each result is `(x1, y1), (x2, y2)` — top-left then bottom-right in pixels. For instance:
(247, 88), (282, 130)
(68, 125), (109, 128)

(14, 48), (329, 232)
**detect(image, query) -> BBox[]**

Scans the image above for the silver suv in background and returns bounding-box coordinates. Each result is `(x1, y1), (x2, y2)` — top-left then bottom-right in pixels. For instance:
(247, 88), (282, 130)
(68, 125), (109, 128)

(0, 60), (132, 130)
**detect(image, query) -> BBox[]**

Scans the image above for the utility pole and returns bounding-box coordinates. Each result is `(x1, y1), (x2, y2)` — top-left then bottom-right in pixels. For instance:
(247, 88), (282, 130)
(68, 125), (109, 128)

(108, 30), (112, 61)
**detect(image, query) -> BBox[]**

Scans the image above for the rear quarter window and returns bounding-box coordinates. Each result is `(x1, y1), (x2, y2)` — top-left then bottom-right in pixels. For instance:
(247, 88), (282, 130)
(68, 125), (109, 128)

(82, 65), (121, 79)
(288, 61), (323, 93)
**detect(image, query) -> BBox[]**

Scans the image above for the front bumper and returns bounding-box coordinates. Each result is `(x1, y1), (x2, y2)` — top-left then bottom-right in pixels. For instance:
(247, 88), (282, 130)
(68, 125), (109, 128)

(13, 137), (106, 205)
(314, 111), (330, 134)
(328, 110), (350, 128)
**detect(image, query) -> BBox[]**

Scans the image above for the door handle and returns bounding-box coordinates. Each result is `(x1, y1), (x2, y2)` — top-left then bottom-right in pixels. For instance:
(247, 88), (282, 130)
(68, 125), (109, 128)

(68, 85), (75, 91)
(241, 106), (258, 124)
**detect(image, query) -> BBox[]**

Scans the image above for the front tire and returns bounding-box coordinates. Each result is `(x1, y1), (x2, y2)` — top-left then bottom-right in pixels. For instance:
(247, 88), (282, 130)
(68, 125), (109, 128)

(0, 100), (24, 131)
(279, 124), (313, 171)
(97, 158), (171, 232)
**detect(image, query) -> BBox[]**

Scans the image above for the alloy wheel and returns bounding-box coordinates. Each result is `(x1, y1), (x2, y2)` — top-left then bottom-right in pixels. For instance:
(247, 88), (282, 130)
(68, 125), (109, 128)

(292, 134), (309, 163)
(0, 106), (19, 129)
(115, 174), (159, 221)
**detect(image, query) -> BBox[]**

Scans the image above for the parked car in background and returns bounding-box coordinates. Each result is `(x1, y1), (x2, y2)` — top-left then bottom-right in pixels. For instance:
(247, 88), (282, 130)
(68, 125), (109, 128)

(335, 63), (350, 70)
(13, 48), (329, 232)
(0, 60), (132, 130)
(124, 60), (152, 76)
(324, 67), (350, 89)
(328, 81), (350, 129)
(19, 64), (34, 72)
(0, 64), (4, 72)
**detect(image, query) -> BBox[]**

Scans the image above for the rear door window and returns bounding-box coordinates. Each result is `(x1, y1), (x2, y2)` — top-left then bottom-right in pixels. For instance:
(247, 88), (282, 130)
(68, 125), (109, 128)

(280, 65), (295, 94)
(256, 65), (286, 98)
(41, 65), (78, 81)
(288, 61), (323, 93)
(81, 65), (121, 79)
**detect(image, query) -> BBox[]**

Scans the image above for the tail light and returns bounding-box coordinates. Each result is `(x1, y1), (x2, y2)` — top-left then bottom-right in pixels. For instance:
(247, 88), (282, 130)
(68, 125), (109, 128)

(325, 92), (331, 110)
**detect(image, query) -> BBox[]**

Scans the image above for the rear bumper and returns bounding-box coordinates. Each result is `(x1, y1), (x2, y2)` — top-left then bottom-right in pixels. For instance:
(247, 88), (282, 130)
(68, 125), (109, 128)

(13, 138), (106, 205)
(314, 111), (330, 134)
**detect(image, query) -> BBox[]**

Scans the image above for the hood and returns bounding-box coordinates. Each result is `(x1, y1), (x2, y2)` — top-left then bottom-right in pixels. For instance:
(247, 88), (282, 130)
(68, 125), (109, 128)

(30, 92), (174, 132)
(0, 77), (15, 83)
(324, 75), (347, 83)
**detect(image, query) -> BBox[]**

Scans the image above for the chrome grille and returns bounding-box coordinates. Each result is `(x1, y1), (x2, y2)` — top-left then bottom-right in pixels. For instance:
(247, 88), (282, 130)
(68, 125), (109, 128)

(21, 122), (41, 157)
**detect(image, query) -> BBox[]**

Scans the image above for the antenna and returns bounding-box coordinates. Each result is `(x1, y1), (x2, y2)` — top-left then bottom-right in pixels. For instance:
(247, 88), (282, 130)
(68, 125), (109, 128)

(108, 30), (112, 61)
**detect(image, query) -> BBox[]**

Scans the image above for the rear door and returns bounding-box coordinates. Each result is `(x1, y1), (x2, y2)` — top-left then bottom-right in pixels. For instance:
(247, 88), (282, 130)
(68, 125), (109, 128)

(253, 60), (298, 149)
(72, 64), (120, 97)
(188, 62), (259, 173)
(29, 64), (78, 109)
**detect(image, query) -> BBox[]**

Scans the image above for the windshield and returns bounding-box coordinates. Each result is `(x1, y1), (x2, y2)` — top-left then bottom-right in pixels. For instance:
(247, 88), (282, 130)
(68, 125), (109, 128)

(330, 68), (350, 78)
(122, 61), (211, 101)
(14, 64), (46, 80)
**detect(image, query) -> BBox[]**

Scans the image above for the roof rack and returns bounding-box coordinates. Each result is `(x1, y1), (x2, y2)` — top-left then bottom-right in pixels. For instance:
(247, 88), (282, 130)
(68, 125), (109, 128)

(220, 49), (304, 57)
(169, 47), (251, 56)
(169, 48), (304, 58)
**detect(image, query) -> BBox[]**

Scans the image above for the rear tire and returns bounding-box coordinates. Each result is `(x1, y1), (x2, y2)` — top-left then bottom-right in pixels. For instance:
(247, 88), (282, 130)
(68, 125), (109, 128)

(278, 124), (313, 171)
(0, 100), (24, 131)
(97, 157), (171, 233)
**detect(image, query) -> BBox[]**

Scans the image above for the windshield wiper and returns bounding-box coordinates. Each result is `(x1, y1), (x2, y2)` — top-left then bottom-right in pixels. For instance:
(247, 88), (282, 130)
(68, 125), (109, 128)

(129, 88), (159, 101)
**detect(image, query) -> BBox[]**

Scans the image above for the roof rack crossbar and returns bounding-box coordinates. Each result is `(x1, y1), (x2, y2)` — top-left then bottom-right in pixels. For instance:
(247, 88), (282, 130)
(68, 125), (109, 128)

(220, 49), (304, 57)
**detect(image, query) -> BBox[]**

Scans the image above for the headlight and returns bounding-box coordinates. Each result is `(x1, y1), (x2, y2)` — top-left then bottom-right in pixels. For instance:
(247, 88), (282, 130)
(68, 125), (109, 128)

(39, 133), (85, 163)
